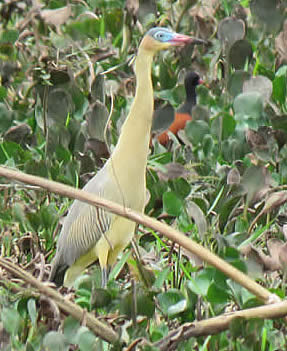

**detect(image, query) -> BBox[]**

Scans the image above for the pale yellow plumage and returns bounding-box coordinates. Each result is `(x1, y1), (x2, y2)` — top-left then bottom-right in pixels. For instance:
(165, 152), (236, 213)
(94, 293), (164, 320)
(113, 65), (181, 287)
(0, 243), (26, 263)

(49, 28), (203, 287)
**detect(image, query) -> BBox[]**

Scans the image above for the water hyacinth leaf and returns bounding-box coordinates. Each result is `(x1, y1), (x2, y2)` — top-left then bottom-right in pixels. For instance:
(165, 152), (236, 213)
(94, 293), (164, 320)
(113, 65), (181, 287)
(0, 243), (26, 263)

(233, 92), (264, 125)
(65, 18), (102, 40)
(202, 134), (214, 156)
(207, 282), (230, 304)
(43, 331), (68, 351)
(227, 167), (241, 185)
(119, 290), (155, 318)
(229, 39), (253, 69)
(156, 162), (189, 182)
(40, 4), (72, 28)
(243, 75), (273, 103)
(169, 177), (191, 199)
(187, 271), (211, 296)
(218, 17), (245, 47)
(211, 113), (236, 140)
(272, 66), (287, 105)
(191, 105), (210, 123)
(250, 0), (284, 32)
(159, 60), (177, 89)
(228, 70), (250, 97)
(185, 120), (210, 145)
(157, 289), (187, 317)
(163, 191), (183, 216)
(1, 307), (23, 335)
(47, 89), (72, 125)
(91, 74), (106, 103)
(27, 299), (37, 327)
(86, 101), (109, 142)
(152, 104), (175, 134)
(219, 196), (242, 232)
(186, 200), (207, 238)
(0, 29), (19, 43)
(0, 103), (13, 131)
(0, 85), (7, 100)
(63, 317), (80, 345)
(78, 330), (98, 351)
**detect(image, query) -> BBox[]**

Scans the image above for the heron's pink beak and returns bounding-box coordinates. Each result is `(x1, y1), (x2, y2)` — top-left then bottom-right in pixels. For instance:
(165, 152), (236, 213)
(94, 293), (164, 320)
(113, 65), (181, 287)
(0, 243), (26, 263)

(169, 33), (206, 46)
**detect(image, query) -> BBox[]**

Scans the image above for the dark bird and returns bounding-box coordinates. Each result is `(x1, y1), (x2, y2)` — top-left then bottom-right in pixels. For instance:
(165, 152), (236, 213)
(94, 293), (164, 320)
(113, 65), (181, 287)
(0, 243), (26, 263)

(157, 71), (203, 145)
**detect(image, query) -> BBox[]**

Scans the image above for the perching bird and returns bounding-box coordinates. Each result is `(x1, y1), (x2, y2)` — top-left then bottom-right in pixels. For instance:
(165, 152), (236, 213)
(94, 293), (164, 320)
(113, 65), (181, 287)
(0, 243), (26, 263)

(157, 71), (203, 145)
(49, 28), (205, 288)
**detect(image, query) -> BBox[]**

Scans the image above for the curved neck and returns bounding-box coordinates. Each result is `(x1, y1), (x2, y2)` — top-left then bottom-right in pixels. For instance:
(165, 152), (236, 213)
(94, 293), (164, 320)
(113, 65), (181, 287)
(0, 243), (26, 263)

(109, 47), (154, 197)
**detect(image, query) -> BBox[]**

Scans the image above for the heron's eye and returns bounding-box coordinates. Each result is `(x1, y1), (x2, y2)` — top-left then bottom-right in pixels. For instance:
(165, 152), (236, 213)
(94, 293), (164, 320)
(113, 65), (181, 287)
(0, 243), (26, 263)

(155, 32), (165, 41)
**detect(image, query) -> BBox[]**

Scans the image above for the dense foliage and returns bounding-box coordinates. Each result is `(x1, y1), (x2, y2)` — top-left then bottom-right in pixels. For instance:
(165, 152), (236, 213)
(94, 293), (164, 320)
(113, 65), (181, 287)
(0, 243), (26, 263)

(0, 0), (287, 350)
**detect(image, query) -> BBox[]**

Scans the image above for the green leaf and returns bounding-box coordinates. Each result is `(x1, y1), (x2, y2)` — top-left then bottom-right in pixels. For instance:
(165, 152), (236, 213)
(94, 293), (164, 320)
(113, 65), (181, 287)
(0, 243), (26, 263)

(120, 290), (155, 318)
(63, 317), (80, 345)
(187, 271), (211, 296)
(185, 120), (210, 145)
(207, 282), (230, 304)
(78, 329), (97, 351)
(0, 29), (19, 43)
(153, 267), (170, 289)
(233, 92), (264, 128)
(157, 289), (187, 317)
(1, 308), (23, 335)
(43, 331), (68, 351)
(169, 178), (191, 199)
(27, 299), (37, 327)
(272, 66), (287, 105)
(0, 86), (7, 100)
(162, 191), (183, 216)
(0, 103), (13, 132)
(211, 113), (236, 140)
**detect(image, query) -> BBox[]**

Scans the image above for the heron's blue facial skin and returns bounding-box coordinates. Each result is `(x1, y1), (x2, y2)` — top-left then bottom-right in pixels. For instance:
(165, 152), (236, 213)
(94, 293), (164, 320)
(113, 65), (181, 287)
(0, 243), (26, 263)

(146, 27), (175, 43)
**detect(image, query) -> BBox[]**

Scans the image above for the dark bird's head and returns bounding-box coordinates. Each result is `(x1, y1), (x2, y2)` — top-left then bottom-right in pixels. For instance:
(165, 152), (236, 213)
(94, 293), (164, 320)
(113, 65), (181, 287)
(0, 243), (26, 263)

(184, 71), (203, 93)
(140, 27), (206, 53)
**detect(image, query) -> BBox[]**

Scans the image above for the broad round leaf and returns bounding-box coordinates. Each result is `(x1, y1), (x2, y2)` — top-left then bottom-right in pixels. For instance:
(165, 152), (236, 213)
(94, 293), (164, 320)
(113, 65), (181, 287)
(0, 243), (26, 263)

(1, 307), (23, 335)
(243, 75), (273, 103)
(43, 331), (68, 351)
(187, 271), (211, 296)
(229, 40), (253, 69)
(211, 113), (236, 140)
(233, 92), (264, 126)
(207, 282), (230, 304)
(228, 71), (251, 97)
(157, 289), (187, 317)
(163, 191), (183, 216)
(218, 17), (245, 47)
(185, 120), (210, 145)
(250, 0), (284, 32)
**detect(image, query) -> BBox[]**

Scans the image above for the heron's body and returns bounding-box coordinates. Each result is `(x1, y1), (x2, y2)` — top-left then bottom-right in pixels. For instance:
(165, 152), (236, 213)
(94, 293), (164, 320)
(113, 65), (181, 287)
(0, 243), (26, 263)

(49, 28), (204, 287)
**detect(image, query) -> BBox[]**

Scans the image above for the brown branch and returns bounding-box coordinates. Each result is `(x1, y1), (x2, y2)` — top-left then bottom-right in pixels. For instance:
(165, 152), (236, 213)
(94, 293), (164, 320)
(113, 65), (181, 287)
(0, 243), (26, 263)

(152, 300), (287, 351)
(0, 166), (279, 305)
(0, 257), (120, 344)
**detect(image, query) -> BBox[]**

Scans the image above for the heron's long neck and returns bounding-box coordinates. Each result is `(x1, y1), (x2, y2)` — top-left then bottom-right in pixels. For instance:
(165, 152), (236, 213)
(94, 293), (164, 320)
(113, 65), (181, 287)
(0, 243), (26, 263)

(111, 48), (154, 177)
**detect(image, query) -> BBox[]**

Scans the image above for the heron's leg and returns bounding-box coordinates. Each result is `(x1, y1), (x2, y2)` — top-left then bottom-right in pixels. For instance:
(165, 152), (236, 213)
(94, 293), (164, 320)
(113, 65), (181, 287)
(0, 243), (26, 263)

(101, 265), (111, 288)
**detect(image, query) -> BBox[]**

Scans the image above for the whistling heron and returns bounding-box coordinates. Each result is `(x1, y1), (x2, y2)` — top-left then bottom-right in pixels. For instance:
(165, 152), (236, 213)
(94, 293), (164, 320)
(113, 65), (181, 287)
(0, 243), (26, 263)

(49, 27), (205, 287)
(157, 71), (203, 145)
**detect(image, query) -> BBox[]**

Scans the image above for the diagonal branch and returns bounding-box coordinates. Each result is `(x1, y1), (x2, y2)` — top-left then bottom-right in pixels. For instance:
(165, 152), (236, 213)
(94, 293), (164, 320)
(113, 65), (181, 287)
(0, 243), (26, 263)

(0, 257), (120, 344)
(152, 300), (287, 350)
(0, 166), (280, 305)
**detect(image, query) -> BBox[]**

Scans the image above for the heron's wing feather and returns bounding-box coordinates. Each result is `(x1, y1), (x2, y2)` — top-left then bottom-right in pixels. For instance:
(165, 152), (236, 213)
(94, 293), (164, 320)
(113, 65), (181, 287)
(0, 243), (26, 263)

(63, 203), (112, 265)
